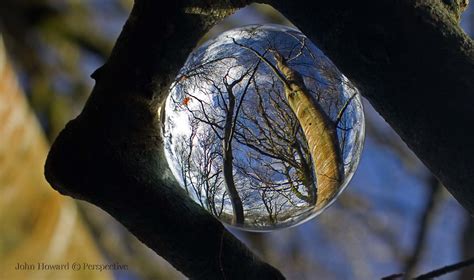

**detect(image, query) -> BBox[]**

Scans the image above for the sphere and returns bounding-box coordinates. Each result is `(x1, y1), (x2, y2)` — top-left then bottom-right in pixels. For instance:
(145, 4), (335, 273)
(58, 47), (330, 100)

(163, 24), (365, 231)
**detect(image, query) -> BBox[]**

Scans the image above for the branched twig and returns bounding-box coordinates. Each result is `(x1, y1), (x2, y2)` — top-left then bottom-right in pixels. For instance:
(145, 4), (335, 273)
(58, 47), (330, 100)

(334, 91), (357, 127)
(230, 37), (289, 87)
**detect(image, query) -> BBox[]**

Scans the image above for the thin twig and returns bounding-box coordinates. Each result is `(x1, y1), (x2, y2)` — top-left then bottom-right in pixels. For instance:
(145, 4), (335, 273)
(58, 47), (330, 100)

(335, 92), (357, 127)
(414, 257), (474, 279)
(382, 257), (474, 279)
(404, 178), (442, 277)
(230, 37), (289, 88)
(381, 273), (403, 280)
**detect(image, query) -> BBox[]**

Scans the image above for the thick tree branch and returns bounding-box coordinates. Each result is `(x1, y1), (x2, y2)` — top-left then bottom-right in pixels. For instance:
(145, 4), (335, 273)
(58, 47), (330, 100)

(45, 1), (283, 279)
(269, 0), (474, 214)
(45, 0), (473, 279)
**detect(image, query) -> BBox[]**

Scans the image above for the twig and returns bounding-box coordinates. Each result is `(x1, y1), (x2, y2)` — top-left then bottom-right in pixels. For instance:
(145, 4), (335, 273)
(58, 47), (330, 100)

(404, 178), (442, 277)
(381, 273), (403, 280)
(414, 257), (474, 279)
(381, 257), (474, 279)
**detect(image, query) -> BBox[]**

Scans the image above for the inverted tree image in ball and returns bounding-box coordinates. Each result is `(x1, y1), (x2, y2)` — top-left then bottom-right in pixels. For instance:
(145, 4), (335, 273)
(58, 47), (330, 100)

(163, 24), (365, 231)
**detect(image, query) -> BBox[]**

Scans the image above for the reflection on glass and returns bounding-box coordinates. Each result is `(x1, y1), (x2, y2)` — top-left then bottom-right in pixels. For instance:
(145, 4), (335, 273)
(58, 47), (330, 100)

(163, 24), (365, 231)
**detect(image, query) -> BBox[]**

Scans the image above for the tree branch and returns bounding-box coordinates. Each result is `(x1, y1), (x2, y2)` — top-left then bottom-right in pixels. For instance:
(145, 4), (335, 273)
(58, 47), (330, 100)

(383, 257), (474, 279)
(414, 257), (474, 279)
(269, 0), (474, 214)
(404, 177), (443, 277)
(45, 1), (283, 279)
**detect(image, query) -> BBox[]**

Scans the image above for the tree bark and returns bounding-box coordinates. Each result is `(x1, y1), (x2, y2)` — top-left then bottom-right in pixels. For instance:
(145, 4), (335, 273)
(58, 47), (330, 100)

(269, 0), (474, 214)
(272, 51), (343, 207)
(45, 0), (474, 279)
(45, 1), (284, 279)
(222, 83), (245, 225)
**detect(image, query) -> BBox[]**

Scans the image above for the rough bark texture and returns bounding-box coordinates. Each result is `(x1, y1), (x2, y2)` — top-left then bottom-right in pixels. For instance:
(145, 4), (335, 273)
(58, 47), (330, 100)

(222, 84), (245, 225)
(45, 1), (283, 279)
(45, 0), (474, 279)
(269, 0), (474, 214)
(273, 52), (343, 207)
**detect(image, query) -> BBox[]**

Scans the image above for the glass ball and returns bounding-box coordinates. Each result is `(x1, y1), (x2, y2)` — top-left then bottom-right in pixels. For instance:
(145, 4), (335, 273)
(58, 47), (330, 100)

(163, 24), (365, 231)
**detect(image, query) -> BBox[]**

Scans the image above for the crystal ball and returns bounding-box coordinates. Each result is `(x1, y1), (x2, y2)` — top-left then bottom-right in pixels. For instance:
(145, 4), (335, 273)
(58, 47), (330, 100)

(163, 24), (365, 231)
